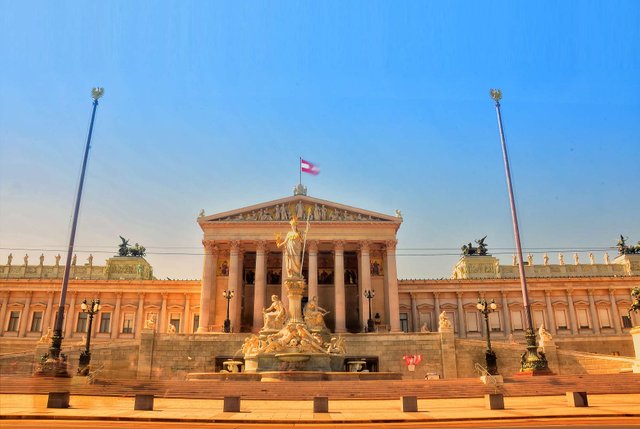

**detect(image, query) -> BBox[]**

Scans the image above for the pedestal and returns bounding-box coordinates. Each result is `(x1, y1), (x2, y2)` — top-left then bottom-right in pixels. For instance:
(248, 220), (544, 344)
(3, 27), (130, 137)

(285, 277), (306, 324)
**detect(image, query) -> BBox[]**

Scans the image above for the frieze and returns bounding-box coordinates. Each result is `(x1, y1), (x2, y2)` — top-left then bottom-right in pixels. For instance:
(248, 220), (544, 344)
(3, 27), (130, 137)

(214, 202), (388, 222)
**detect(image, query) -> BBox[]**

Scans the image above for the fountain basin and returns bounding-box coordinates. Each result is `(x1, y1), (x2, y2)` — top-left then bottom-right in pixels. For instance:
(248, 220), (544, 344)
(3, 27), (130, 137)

(275, 353), (311, 363)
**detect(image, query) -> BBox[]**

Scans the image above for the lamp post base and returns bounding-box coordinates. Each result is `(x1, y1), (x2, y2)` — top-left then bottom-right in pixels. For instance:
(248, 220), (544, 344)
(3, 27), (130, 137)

(485, 350), (499, 375)
(367, 319), (375, 333)
(519, 328), (550, 373)
(223, 319), (231, 333)
(34, 354), (70, 378)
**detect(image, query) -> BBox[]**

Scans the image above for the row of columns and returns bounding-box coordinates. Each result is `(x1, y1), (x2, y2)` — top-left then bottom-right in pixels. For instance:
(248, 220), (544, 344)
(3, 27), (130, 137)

(408, 289), (630, 336)
(199, 239), (401, 333)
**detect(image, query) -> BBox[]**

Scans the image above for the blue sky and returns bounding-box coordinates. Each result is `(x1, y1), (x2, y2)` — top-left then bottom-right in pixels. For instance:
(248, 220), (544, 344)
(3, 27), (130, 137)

(1, 1), (638, 280)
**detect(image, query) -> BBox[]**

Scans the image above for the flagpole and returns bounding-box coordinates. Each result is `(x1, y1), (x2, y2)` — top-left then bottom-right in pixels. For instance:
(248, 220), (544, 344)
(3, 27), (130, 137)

(490, 88), (548, 373)
(299, 156), (302, 186)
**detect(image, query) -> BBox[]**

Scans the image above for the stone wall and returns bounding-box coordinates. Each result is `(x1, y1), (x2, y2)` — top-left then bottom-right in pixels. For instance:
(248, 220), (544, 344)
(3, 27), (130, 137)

(554, 337), (634, 357)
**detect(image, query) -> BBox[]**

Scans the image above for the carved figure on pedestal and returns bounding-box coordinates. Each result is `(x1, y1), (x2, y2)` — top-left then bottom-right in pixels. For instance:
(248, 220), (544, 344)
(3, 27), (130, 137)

(55, 254), (61, 265)
(39, 254), (44, 265)
(144, 314), (157, 330)
(527, 254), (533, 265)
(241, 336), (261, 356)
(118, 236), (130, 256)
(538, 323), (553, 348)
(263, 295), (287, 330)
(38, 327), (52, 343)
(543, 253), (549, 265)
(604, 252), (610, 264)
(589, 252), (595, 265)
(6, 253), (12, 266)
(23, 254), (28, 266)
(438, 311), (452, 331)
(558, 253), (565, 265)
(303, 296), (329, 331)
(167, 323), (176, 334)
(276, 217), (303, 278)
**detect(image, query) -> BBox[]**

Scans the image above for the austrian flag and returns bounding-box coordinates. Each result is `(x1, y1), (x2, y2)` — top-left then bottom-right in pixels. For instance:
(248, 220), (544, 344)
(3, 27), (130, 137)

(301, 159), (320, 176)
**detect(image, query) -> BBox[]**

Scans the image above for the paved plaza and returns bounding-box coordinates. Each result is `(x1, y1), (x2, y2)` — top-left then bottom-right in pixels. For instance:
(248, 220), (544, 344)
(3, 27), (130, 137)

(1, 393), (640, 427)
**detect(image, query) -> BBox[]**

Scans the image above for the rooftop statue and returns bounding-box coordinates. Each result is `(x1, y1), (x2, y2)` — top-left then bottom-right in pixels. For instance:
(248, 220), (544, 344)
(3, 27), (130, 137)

(461, 236), (489, 256)
(617, 234), (640, 255)
(118, 236), (130, 256)
(117, 236), (146, 257)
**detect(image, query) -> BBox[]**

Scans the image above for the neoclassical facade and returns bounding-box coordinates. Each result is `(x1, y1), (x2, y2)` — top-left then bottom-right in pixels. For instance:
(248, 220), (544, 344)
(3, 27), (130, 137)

(196, 192), (403, 334)
(0, 191), (638, 352)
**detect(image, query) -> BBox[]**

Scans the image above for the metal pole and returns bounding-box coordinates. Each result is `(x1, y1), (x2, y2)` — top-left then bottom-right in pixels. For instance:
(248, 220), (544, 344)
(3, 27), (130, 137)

(490, 89), (548, 372)
(49, 89), (104, 368)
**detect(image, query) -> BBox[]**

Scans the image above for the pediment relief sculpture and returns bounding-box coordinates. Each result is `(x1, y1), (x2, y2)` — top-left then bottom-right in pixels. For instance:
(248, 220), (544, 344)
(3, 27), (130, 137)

(202, 198), (395, 223)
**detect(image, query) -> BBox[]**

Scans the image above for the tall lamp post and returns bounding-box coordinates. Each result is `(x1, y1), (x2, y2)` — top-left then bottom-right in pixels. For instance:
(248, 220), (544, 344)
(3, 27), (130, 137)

(42, 88), (104, 377)
(364, 290), (375, 332)
(477, 298), (498, 375)
(78, 298), (100, 376)
(222, 289), (235, 333)
(490, 89), (548, 373)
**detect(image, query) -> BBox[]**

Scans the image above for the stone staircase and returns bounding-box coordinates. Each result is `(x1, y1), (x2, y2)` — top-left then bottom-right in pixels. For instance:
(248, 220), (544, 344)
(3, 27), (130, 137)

(1, 373), (638, 400)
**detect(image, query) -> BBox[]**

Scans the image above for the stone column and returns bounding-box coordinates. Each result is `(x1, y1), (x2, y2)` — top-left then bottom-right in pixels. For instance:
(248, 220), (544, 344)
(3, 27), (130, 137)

(501, 291), (512, 336)
(410, 293), (419, 332)
(358, 241), (372, 330)
(235, 248), (245, 332)
(0, 293), (9, 336)
(280, 251), (289, 310)
(334, 241), (346, 333)
(609, 288), (622, 334)
(385, 240), (401, 332)
(18, 292), (32, 337)
(198, 241), (218, 333)
(253, 241), (267, 332)
(183, 294), (190, 334)
(307, 241), (319, 301)
(434, 292), (441, 331)
(111, 292), (122, 339)
(456, 292), (466, 338)
(42, 291), (54, 332)
(65, 292), (77, 339)
(159, 293), (168, 334)
(587, 290), (600, 334)
(135, 293), (145, 339)
(544, 290), (556, 335)
(566, 289), (577, 335)
(228, 240), (241, 333)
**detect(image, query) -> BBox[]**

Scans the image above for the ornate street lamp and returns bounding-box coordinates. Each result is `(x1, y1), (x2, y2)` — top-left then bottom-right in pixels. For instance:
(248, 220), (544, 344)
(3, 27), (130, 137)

(490, 89), (548, 373)
(222, 289), (235, 333)
(477, 298), (498, 375)
(364, 290), (376, 332)
(78, 298), (101, 376)
(42, 88), (104, 377)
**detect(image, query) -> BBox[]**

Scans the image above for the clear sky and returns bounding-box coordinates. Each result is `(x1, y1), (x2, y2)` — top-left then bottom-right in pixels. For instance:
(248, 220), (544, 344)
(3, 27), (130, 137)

(1, 1), (638, 280)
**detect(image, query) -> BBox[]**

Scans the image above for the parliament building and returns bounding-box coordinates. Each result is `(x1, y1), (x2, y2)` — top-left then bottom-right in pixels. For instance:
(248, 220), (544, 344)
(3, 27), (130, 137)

(1, 189), (639, 377)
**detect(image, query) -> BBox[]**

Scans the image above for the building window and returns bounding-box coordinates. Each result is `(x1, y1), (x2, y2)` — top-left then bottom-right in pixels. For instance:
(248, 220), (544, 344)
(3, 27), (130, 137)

(76, 313), (88, 333)
(466, 312), (479, 332)
(99, 313), (111, 333)
(511, 310), (523, 331)
(122, 313), (134, 334)
(489, 312), (501, 332)
(622, 315), (633, 329)
(7, 311), (20, 331)
(597, 308), (611, 328)
(577, 308), (590, 329)
(30, 311), (43, 332)
(169, 313), (181, 333)
(555, 309), (568, 329)
(399, 313), (409, 332)
(193, 314), (200, 332)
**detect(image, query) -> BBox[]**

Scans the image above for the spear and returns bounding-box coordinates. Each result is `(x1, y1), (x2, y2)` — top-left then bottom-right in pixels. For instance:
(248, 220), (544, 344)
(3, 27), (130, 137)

(300, 206), (312, 273)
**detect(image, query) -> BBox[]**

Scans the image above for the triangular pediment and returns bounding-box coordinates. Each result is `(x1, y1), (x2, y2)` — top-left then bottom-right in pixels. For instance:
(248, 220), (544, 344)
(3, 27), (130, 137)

(199, 195), (401, 224)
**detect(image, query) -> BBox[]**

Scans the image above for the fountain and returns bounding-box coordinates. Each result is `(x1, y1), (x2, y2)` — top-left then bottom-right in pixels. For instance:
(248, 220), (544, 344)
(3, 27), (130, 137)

(240, 216), (346, 374)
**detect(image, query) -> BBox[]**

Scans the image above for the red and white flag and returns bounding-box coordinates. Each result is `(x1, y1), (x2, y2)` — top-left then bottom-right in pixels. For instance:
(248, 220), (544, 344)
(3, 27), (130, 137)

(300, 158), (320, 175)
